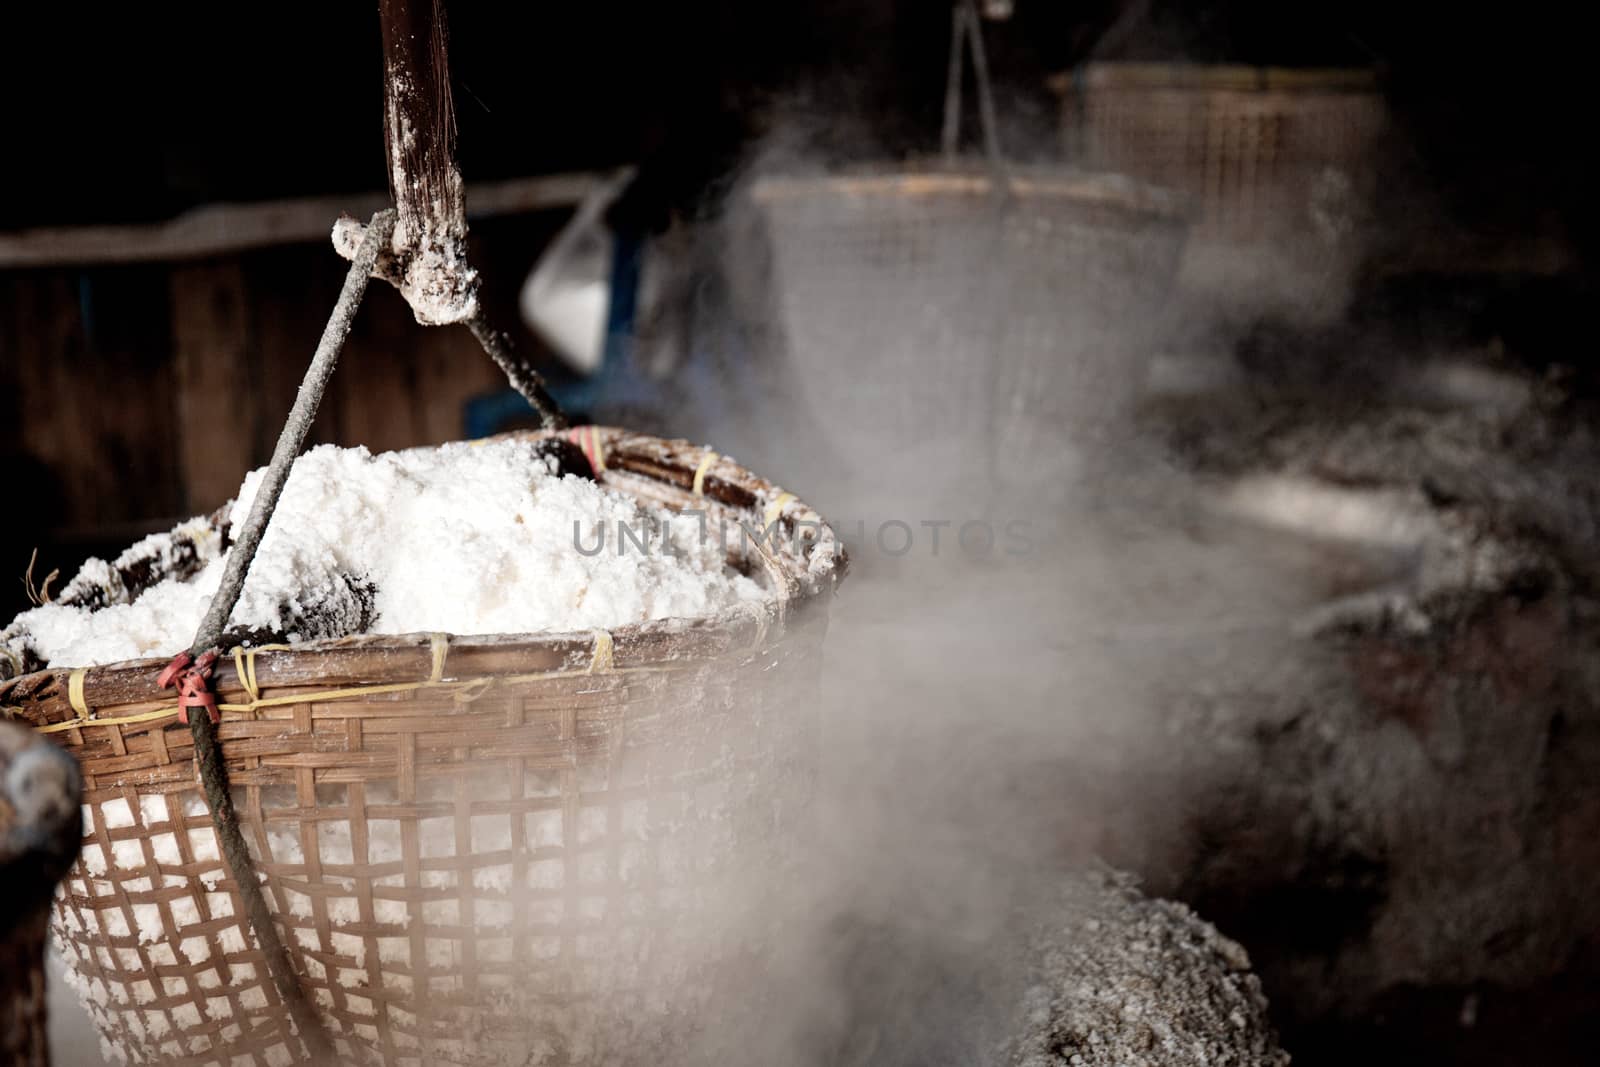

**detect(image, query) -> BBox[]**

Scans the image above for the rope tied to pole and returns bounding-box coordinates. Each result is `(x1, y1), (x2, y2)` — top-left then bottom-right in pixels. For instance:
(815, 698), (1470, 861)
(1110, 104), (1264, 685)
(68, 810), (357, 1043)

(941, 0), (1011, 197)
(149, 4), (568, 1055)
(170, 208), (395, 1063)
(331, 0), (566, 431)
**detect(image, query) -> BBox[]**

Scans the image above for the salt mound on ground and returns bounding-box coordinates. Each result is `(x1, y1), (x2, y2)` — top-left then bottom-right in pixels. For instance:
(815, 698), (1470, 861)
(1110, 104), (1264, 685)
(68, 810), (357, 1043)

(1005, 871), (1289, 1067)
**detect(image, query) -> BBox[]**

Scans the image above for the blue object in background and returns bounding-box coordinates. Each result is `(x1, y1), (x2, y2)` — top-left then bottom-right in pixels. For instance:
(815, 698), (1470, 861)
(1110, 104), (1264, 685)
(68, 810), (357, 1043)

(464, 228), (646, 439)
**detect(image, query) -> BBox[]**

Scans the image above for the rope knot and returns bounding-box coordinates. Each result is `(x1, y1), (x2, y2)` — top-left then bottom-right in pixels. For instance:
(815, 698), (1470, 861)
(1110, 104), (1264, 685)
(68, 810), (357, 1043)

(158, 650), (221, 726)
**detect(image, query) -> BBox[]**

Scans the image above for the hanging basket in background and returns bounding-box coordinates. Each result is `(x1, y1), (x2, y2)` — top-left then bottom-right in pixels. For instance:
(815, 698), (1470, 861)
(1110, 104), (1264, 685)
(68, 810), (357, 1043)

(746, 165), (1190, 504)
(1052, 63), (1389, 320)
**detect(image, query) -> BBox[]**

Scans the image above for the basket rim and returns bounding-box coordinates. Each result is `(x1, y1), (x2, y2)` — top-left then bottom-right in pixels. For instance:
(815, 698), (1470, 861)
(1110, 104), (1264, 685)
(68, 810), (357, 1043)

(1, 427), (844, 723)
(1046, 62), (1381, 95)
(748, 162), (1192, 222)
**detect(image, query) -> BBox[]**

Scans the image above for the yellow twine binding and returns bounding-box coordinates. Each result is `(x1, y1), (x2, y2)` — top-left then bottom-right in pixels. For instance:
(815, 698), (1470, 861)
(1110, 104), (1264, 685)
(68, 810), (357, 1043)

(233, 644), (293, 704)
(31, 631), (684, 735)
(67, 668), (90, 718)
(692, 452), (718, 496)
(232, 647), (255, 702)
(428, 633), (450, 683)
(588, 629), (615, 674)
(582, 426), (608, 473)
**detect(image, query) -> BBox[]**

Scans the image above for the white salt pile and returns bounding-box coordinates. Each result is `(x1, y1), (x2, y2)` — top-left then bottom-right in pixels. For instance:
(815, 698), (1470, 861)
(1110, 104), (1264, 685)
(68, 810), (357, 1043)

(8, 438), (764, 669)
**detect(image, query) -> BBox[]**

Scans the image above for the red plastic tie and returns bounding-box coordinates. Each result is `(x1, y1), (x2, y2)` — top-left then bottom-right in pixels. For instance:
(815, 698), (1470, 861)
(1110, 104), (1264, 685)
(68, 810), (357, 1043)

(566, 426), (605, 474)
(159, 650), (221, 725)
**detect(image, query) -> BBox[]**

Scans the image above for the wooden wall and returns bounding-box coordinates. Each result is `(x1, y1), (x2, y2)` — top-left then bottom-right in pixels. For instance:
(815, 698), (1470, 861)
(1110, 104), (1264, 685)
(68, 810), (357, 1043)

(0, 215), (561, 615)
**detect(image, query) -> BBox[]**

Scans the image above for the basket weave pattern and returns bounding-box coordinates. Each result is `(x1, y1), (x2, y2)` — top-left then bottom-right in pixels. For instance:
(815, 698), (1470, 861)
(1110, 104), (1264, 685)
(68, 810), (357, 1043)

(1059, 64), (1387, 242)
(750, 170), (1188, 490)
(3, 430), (842, 1067)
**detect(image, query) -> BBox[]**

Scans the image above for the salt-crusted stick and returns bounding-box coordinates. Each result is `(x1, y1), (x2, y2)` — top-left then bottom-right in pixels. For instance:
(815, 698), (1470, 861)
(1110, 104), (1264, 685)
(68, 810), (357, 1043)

(191, 210), (393, 651)
(464, 305), (568, 429)
(334, 211), (567, 429)
(172, 209), (394, 1066)
(332, 0), (566, 430)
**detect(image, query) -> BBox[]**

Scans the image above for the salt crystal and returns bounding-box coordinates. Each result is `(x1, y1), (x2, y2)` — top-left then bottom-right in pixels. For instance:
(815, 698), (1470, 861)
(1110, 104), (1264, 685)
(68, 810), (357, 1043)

(526, 809), (562, 850)
(286, 890), (313, 919)
(373, 898), (408, 927)
(169, 896), (201, 928)
(318, 822), (355, 865)
(149, 833), (181, 866)
(138, 795), (168, 825)
(419, 818), (454, 858)
(131, 904), (162, 941)
(326, 898), (361, 926)
(11, 438), (767, 668)
(110, 840), (145, 871)
(330, 932), (365, 965)
(366, 820), (401, 864)
(472, 865), (513, 894)
(421, 899), (458, 925)
(425, 939), (456, 969)
(188, 829), (220, 864)
(81, 844), (108, 876)
(470, 814), (511, 853)
(100, 799), (135, 830)
(265, 829), (304, 864)
(377, 939), (409, 967)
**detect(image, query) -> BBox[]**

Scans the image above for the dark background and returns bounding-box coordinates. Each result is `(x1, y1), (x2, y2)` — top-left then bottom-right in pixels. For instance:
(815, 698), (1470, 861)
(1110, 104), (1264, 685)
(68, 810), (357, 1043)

(4, 0), (1595, 634)
(1, 1), (1595, 252)
(5, 4), (1600, 1065)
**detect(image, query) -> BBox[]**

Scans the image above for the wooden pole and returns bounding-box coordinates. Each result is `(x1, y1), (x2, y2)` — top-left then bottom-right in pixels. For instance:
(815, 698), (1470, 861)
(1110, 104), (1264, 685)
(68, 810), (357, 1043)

(376, 0), (474, 325)
(342, 0), (566, 428)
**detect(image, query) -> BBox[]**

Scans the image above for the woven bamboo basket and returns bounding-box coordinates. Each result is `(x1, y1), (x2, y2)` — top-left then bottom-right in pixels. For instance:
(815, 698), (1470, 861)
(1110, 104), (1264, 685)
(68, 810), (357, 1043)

(0, 428), (844, 1067)
(747, 166), (1189, 502)
(1050, 63), (1387, 317)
